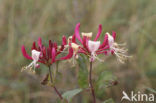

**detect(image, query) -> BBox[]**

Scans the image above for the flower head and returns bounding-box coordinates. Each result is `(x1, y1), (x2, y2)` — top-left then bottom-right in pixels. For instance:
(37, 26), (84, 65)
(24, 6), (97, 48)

(70, 23), (108, 62)
(21, 36), (73, 73)
(70, 23), (130, 63)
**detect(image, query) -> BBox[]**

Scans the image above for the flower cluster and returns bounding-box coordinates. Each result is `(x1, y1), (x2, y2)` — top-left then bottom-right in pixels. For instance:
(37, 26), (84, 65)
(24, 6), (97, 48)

(21, 23), (130, 73)
(69, 23), (130, 63)
(21, 36), (73, 73)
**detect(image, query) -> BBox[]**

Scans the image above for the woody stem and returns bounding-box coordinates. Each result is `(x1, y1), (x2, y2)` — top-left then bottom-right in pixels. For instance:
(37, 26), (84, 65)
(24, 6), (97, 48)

(89, 62), (96, 103)
(48, 66), (63, 100)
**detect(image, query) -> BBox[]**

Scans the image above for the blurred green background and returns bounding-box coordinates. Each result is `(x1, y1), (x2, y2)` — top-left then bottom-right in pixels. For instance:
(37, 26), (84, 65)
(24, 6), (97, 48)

(0, 0), (156, 103)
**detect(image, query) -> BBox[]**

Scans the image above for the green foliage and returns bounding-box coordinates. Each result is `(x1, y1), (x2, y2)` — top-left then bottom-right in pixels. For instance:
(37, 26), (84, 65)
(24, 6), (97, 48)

(146, 87), (156, 94)
(97, 71), (116, 89)
(77, 54), (88, 88)
(62, 88), (83, 103)
(102, 98), (115, 103)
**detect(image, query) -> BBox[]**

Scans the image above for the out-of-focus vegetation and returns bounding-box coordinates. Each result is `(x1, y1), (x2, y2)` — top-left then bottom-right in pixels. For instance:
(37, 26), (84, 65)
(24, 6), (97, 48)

(0, 0), (156, 103)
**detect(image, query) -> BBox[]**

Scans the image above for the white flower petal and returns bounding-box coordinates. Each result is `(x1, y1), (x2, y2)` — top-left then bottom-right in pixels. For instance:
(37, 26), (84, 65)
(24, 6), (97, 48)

(107, 32), (114, 47)
(88, 40), (100, 52)
(31, 50), (40, 61)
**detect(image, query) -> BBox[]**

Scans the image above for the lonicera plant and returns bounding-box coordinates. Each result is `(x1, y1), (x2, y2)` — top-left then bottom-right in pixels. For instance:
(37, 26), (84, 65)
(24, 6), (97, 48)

(21, 36), (73, 101)
(21, 23), (130, 103)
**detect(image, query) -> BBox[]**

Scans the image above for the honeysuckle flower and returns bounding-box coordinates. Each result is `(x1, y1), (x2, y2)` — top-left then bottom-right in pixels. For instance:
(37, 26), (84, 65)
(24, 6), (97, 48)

(31, 50), (41, 67)
(70, 23), (130, 63)
(21, 36), (73, 73)
(106, 32), (131, 63)
(88, 40), (101, 61)
(21, 50), (41, 73)
(70, 23), (109, 62)
(71, 43), (80, 58)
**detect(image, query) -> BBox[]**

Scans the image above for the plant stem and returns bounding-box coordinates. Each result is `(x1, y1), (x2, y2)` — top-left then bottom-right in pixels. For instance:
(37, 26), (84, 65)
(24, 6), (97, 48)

(48, 66), (63, 100)
(89, 62), (96, 103)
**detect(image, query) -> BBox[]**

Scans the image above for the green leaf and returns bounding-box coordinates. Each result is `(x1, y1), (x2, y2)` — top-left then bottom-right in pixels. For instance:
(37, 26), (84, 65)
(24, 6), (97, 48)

(97, 71), (116, 89)
(146, 87), (156, 94)
(77, 54), (88, 88)
(102, 98), (115, 103)
(62, 88), (83, 102)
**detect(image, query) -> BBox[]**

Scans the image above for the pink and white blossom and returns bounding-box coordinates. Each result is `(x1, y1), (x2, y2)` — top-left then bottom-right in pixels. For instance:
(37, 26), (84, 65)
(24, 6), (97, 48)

(21, 36), (73, 73)
(106, 32), (131, 63)
(69, 23), (108, 62)
(70, 23), (130, 63)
